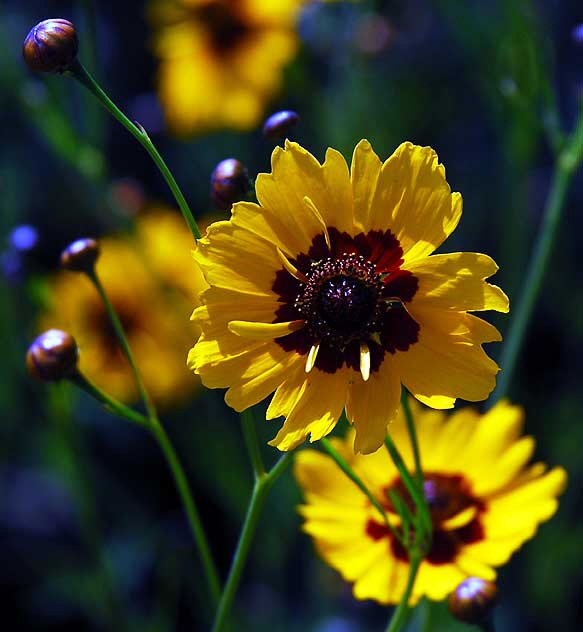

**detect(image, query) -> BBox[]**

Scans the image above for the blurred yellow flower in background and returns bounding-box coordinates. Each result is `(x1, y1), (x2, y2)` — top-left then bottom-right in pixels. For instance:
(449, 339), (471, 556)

(149, 0), (305, 134)
(40, 209), (207, 405)
(295, 400), (567, 605)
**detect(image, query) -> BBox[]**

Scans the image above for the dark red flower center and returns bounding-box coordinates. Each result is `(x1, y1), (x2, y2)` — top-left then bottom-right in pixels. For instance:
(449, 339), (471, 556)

(366, 472), (485, 565)
(272, 228), (419, 375)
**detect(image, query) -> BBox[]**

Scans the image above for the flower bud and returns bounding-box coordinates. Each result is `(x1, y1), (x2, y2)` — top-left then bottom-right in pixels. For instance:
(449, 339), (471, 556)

(23, 19), (79, 74)
(262, 110), (299, 140)
(210, 159), (249, 210)
(26, 329), (79, 381)
(448, 577), (497, 625)
(60, 238), (100, 273)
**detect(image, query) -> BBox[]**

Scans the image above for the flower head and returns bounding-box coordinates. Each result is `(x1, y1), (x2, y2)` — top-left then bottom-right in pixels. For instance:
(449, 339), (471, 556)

(149, 0), (304, 134)
(41, 211), (206, 404)
(26, 329), (79, 381)
(189, 140), (509, 453)
(23, 19), (79, 74)
(294, 401), (567, 604)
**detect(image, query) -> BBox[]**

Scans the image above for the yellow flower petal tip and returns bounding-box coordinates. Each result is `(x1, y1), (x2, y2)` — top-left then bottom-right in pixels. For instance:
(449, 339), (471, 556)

(294, 400), (566, 605)
(189, 139), (508, 452)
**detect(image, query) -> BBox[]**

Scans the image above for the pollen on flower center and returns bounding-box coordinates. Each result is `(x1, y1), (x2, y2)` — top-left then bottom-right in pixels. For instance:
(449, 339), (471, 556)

(294, 254), (384, 347)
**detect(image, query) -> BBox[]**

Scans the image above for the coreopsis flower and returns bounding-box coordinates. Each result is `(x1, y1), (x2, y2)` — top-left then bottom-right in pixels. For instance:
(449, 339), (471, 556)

(188, 140), (509, 453)
(295, 401), (567, 604)
(148, 0), (305, 134)
(41, 212), (206, 404)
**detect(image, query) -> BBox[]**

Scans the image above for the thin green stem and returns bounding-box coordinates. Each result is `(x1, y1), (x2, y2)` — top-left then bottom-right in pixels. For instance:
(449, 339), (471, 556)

(400, 390), (423, 485)
(240, 409), (265, 478)
(399, 392), (432, 541)
(68, 60), (201, 240)
(320, 438), (401, 542)
(491, 106), (583, 403)
(385, 553), (423, 632)
(384, 434), (430, 543)
(72, 271), (220, 608)
(150, 419), (221, 605)
(88, 269), (157, 420)
(211, 453), (293, 632)
(69, 371), (149, 427)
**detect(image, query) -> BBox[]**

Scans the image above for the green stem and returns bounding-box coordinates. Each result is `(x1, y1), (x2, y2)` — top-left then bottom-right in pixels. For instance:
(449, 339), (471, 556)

(491, 106), (583, 403)
(69, 371), (149, 427)
(150, 419), (221, 605)
(211, 453), (293, 632)
(88, 269), (157, 421)
(400, 390), (423, 486)
(399, 392), (432, 541)
(240, 409), (265, 478)
(385, 553), (422, 632)
(68, 60), (201, 240)
(320, 438), (401, 542)
(384, 434), (430, 543)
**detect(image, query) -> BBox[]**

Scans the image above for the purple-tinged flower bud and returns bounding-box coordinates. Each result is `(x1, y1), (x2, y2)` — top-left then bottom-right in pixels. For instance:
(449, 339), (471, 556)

(262, 110), (300, 140)
(60, 238), (100, 273)
(26, 329), (79, 381)
(448, 577), (497, 625)
(210, 159), (250, 210)
(23, 19), (79, 74)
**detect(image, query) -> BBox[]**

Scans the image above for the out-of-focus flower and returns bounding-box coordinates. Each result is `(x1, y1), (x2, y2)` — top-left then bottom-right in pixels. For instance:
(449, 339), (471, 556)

(148, 0), (305, 134)
(40, 211), (207, 404)
(188, 140), (508, 454)
(295, 401), (567, 604)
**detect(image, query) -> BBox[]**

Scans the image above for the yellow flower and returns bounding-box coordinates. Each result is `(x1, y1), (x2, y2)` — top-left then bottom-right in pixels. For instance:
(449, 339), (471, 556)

(294, 400), (567, 604)
(149, 0), (304, 134)
(41, 212), (206, 405)
(189, 140), (509, 453)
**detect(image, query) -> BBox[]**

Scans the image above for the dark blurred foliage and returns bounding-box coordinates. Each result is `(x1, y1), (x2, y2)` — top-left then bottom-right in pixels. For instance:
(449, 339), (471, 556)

(1, 0), (583, 630)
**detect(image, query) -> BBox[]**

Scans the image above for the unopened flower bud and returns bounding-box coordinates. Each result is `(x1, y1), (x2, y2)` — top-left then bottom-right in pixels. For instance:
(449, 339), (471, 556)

(448, 577), (497, 625)
(26, 329), (79, 381)
(60, 238), (100, 273)
(23, 19), (79, 74)
(262, 110), (299, 140)
(210, 159), (249, 210)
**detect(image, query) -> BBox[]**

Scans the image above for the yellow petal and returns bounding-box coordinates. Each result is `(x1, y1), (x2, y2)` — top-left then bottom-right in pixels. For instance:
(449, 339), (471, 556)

(398, 307), (501, 404)
(367, 142), (462, 261)
(269, 369), (348, 450)
(351, 139), (382, 230)
(346, 356), (401, 455)
(228, 319), (305, 338)
(405, 252), (509, 313)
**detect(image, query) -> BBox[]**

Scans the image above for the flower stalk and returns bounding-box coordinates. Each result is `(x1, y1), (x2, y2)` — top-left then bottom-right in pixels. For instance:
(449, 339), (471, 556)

(211, 452), (293, 632)
(67, 60), (201, 241)
(71, 267), (220, 607)
(492, 104), (583, 402)
(385, 552), (423, 632)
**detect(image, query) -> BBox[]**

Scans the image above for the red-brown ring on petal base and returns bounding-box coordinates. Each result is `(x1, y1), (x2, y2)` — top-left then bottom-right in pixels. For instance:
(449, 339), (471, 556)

(365, 472), (485, 565)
